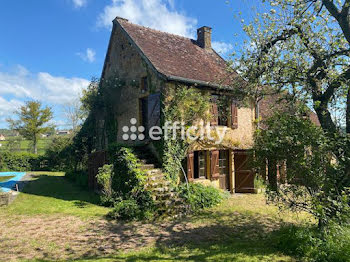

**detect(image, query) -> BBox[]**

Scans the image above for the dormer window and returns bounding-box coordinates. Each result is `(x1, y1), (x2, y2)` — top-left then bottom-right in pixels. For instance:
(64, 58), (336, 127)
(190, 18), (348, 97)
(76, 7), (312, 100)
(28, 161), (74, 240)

(141, 76), (148, 93)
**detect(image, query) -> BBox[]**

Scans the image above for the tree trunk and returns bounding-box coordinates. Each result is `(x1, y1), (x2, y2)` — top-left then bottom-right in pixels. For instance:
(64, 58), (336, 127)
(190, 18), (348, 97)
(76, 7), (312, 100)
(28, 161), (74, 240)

(346, 88), (350, 134)
(33, 136), (38, 155)
(314, 101), (337, 136)
(268, 159), (278, 191)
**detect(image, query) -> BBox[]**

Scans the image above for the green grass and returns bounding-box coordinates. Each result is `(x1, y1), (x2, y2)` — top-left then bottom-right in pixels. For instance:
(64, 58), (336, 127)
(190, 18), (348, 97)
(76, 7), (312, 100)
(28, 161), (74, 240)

(0, 176), (15, 182)
(0, 172), (308, 261)
(3, 172), (110, 218)
(0, 138), (52, 155)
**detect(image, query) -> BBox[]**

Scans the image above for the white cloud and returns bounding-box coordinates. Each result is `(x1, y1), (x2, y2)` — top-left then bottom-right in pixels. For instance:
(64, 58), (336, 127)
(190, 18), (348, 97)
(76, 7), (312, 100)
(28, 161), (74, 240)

(97, 0), (197, 38)
(77, 48), (96, 63)
(0, 65), (90, 105)
(212, 41), (234, 56)
(0, 97), (23, 118)
(72, 0), (87, 8)
(0, 65), (90, 128)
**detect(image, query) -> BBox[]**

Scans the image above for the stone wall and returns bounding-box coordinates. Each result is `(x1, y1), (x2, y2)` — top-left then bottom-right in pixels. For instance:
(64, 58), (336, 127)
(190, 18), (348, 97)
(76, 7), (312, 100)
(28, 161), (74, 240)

(0, 191), (18, 206)
(99, 22), (165, 146)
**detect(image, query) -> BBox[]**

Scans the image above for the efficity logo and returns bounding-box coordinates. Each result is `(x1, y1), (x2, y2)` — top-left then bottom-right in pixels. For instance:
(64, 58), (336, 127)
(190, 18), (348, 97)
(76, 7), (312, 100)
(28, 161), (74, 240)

(122, 118), (146, 141)
(122, 118), (228, 144)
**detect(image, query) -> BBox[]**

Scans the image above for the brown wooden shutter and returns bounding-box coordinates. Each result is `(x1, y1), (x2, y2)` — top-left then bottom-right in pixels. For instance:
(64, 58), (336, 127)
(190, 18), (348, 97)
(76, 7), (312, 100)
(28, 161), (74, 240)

(210, 150), (220, 179)
(187, 153), (194, 181)
(211, 103), (218, 126)
(231, 101), (238, 129)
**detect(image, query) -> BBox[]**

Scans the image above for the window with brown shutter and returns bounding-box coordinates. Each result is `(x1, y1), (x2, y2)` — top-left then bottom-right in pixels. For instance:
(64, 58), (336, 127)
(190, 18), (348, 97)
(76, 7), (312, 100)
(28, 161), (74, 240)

(210, 150), (220, 179)
(187, 153), (194, 181)
(231, 101), (238, 129)
(210, 102), (218, 126)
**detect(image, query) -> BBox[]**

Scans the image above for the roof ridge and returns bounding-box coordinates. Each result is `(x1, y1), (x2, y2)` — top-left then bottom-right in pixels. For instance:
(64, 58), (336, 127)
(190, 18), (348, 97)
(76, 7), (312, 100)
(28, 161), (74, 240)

(116, 18), (196, 42)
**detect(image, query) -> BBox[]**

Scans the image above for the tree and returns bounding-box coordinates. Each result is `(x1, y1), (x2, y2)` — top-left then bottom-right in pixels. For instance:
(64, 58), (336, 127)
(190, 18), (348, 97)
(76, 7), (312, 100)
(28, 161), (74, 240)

(63, 99), (85, 132)
(235, 0), (350, 147)
(7, 101), (53, 154)
(235, 0), (350, 226)
(80, 77), (99, 116)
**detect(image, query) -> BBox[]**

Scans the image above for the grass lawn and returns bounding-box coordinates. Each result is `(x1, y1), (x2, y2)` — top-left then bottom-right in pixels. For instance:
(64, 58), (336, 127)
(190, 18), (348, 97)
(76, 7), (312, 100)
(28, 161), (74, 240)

(0, 172), (310, 261)
(3, 172), (109, 218)
(0, 138), (52, 155)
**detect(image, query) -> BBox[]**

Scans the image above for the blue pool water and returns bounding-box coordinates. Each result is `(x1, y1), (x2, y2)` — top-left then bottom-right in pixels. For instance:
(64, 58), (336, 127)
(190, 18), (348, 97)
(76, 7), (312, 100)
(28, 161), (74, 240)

(0, 172), (26, 193)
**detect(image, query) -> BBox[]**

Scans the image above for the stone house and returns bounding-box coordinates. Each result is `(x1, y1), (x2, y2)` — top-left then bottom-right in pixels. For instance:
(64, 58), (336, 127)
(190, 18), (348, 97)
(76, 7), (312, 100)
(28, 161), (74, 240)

(95, 17), (258, 193)
(0, 134), (5, 141)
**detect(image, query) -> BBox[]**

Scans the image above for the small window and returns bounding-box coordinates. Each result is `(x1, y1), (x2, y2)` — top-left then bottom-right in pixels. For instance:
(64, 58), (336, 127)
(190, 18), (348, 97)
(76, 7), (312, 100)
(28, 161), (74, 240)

(141, 76), (148, 93)
(194, 151), (207, 179)
(211, 95), (229, 127)
(219, 150), (229, 175)
(218, 111), (228, 126)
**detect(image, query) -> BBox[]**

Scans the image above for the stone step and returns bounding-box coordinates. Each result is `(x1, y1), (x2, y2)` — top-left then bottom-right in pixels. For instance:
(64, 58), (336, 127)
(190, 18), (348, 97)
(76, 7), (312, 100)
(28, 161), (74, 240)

(146, 168), (163, 174)
(151, 187), (170, 193)
(154, 198), (184, 207)
(146, 181), (171, 188)
(154, 192), (176, 200)
(147, 173), (166, 181)
(140, 164), (155, 170)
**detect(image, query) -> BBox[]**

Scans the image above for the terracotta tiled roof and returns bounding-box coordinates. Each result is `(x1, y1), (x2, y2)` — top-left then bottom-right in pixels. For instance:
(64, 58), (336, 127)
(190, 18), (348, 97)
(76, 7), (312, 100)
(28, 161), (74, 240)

(116, 18), (237, 87)
(259, 94), (320, 127)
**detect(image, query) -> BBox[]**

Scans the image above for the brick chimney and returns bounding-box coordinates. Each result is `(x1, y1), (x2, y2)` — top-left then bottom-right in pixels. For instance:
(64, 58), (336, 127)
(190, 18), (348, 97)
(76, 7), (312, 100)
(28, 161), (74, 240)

(197, 26), (212, 49)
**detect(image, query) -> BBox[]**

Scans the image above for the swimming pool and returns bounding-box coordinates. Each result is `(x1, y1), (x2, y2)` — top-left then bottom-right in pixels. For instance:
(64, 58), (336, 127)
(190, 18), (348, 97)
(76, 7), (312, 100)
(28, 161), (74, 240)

(0, 172), (26, 193)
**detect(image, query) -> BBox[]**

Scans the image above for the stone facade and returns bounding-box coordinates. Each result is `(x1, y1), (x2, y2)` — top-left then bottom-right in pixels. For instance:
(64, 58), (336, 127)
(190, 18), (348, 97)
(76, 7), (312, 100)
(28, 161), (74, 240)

(100, 20), (164, 145)
(97, 17), (257, 193)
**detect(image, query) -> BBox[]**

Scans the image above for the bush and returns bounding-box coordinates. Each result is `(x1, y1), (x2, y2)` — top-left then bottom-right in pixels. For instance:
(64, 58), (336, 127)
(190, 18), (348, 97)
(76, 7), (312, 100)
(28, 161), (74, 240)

(65, 170), (88, 188)
(94, 145), (155, 221)
(275, 224), (350, 262)
(96, 164), (114, 206)
(178, 183), (223, 212)
(109, 199), (143, 221)
(0, 151), (42, 171)
(44, 136), (73, 171)
(109, 146), (154, 210)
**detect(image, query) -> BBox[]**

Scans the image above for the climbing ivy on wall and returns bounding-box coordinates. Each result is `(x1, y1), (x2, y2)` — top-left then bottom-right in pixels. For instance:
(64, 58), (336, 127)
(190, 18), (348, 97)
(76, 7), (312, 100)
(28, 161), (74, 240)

(161, 84), (211, 182)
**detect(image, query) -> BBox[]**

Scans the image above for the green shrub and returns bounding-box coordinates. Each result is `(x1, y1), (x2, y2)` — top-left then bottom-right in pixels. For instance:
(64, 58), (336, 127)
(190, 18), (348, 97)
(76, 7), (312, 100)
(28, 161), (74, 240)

(96, 164), (114, 206)
(178, 183), (223, 212)
(65, 170), (88, 188)
(110, 146), (154, 210)
(44, 136), (73, 171)
(108, 199), (143, 221)
(97, 145), (155, 220)
(275, 224), (350, 262)
(0, 151), (42, 171)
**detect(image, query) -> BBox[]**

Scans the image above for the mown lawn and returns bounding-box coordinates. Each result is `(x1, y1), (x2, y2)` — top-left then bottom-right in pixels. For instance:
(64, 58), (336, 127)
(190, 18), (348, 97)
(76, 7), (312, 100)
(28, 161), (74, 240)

(2, 172), (109, 218)
(0, 138), (52, 155)
(0, 172), (310, 261)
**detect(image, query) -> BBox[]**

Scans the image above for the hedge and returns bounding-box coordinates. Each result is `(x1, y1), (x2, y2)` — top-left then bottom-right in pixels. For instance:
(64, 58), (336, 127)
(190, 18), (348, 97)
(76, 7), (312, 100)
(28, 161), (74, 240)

(0, 152), (42, 172)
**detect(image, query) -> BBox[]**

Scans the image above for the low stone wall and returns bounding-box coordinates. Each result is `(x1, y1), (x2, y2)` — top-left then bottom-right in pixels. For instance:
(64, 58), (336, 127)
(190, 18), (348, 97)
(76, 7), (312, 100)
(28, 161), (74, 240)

(0, 191), (19, 206)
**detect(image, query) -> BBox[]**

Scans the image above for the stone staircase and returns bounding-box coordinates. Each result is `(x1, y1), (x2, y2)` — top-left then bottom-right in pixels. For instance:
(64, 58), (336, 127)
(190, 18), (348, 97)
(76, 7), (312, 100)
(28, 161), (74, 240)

(134, 146), (189, 217)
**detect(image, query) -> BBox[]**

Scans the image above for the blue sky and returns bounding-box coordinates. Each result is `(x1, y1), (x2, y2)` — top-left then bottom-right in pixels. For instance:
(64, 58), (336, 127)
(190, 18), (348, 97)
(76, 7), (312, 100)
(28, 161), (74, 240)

(0, 0), (262, 129)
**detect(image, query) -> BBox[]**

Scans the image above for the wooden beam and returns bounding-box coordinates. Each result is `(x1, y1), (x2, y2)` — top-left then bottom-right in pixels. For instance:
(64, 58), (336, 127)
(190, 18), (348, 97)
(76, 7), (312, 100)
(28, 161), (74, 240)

(229, 149), (235, 193)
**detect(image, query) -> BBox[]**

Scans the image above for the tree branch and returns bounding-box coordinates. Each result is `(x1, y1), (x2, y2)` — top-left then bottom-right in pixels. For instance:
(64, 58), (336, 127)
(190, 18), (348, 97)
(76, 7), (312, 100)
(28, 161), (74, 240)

(346, 87), (350, 133)
(322, 0), (350, 44)
(323, 67), (350, 101)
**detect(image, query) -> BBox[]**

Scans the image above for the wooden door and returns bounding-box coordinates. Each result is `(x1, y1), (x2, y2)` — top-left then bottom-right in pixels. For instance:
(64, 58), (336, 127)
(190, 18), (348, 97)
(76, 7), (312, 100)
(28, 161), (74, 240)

(147, 93), (161, 129)
(218, 150), (230, 190)
(234, 152), (255, 193)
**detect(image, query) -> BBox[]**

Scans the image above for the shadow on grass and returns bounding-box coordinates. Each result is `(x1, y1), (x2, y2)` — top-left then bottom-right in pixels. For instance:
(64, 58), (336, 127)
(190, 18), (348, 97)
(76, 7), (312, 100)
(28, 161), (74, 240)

(64, 209), (294, 261)
(19, 173), (101, 206)
(18, 174), (295, 261)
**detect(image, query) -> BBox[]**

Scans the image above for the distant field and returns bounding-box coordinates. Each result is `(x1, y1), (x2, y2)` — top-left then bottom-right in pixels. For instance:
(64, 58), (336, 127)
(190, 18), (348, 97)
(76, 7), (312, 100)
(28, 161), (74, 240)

(0, 138), (53, 155)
